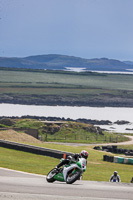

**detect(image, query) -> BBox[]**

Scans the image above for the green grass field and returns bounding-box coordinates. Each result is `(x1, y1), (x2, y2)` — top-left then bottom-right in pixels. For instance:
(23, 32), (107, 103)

(0, 69), (133, 90)
(0, 144), (133, 183)
(0, 69), (133, 106)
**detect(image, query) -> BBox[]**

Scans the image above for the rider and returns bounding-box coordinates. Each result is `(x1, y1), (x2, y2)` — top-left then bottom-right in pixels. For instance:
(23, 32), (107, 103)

(109, 171), (121, 182)
(55, 150), (88, 170)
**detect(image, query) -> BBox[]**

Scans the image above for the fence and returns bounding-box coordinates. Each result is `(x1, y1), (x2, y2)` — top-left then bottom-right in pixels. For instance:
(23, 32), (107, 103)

(40, 134), (120, 143)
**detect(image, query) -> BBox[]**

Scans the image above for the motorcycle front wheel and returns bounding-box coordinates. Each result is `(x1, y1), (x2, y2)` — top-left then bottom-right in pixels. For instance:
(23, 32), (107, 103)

(46, 168), (57, 183)
(66, 170), (81, 184)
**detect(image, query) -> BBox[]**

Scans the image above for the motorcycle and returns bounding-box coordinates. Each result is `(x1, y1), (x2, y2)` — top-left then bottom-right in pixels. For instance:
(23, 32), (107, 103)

(46, 157), (87, 184)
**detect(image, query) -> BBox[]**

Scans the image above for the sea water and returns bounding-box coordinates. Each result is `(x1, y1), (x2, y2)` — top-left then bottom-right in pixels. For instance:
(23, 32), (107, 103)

(0, 103), (133, 133)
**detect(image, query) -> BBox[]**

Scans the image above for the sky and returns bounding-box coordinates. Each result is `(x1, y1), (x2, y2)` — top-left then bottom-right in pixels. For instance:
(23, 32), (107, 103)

(0, 0), (133, 61)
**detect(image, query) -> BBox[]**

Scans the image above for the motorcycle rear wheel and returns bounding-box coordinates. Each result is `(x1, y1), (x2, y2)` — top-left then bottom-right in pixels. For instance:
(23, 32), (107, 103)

(66, 170), (81, 184)
(46, 168), (57, 183)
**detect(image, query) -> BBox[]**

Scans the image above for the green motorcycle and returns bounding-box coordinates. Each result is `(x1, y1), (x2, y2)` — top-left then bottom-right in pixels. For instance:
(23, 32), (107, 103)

(46, 157), (87, 184)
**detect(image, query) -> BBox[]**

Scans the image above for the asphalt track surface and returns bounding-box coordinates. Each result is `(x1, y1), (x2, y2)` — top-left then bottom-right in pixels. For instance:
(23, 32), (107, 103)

(0, 168), (133, 200)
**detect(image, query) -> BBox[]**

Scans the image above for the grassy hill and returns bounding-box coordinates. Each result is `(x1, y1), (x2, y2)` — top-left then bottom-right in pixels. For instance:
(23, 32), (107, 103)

(0, 129), (42, 144)
(0, 118), (128, 144)
(0, 54), (133, 71)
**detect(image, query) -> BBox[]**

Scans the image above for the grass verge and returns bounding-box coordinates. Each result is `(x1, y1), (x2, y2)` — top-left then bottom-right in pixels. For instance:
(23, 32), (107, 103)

(0, 143), (133, 183)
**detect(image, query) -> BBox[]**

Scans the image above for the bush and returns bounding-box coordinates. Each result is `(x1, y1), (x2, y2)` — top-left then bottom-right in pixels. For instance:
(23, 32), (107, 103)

(0, 118), (14, 126)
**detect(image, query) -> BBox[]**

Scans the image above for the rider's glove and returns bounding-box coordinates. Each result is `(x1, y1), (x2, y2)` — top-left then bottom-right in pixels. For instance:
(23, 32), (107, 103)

(67, 156), (72, 160)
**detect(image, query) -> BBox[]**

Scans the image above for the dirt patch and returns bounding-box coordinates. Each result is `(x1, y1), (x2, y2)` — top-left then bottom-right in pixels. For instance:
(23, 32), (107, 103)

(0, 129), (42, 144)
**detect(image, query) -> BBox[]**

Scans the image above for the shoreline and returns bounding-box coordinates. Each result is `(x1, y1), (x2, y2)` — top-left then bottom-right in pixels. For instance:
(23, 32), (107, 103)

(1, 103), (133, 133)
(1, 100), (133, 108)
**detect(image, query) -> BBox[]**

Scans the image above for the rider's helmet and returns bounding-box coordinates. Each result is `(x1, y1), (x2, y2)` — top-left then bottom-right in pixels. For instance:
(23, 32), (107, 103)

(114, 171), (118, 176)
(80, 150), (88, 159)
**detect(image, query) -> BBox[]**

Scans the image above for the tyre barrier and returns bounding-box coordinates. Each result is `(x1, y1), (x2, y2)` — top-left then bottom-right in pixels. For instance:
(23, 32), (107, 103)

(94, 145), (133, 156)
(0, 139), (74, 159)
(103, 155), (114, 162)
(103, 155), (133, 165)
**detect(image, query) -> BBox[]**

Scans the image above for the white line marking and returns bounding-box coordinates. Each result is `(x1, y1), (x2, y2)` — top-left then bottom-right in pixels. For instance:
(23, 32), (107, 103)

(0, 167), (46, 177)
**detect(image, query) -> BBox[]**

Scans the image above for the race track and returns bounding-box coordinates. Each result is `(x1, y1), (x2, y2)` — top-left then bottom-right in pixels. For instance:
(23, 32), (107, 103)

(0, 168), (133, 200)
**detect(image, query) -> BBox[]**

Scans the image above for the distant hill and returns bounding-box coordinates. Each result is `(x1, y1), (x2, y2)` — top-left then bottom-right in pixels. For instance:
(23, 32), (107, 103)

(0, 54), (133, 72)
(123, 61), (133, 65)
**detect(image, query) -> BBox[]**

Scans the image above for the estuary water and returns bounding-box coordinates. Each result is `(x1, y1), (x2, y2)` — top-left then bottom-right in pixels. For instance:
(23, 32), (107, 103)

(0, 103), (133, 133)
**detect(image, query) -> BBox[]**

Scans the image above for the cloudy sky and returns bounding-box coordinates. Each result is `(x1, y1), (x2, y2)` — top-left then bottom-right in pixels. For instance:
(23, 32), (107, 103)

(0, 0), (133, 60)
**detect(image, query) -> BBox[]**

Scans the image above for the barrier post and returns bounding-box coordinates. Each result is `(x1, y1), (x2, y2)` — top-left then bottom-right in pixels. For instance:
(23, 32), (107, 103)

(63, 153), (66, 159)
